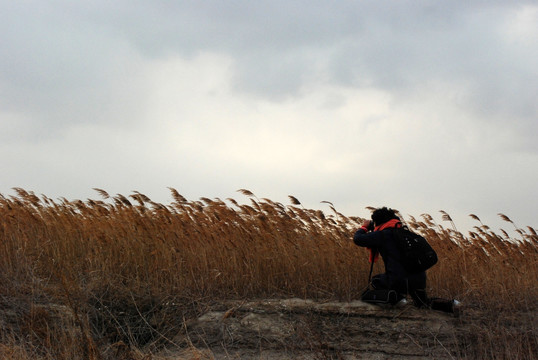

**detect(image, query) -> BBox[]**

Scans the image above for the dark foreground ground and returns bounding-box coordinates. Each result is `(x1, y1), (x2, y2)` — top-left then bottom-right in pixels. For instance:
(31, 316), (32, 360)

(2, 297), (536, 359)
(154, 298), (468, 360)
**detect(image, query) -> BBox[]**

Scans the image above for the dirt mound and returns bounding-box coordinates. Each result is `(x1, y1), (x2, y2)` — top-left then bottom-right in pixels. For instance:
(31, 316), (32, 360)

(165, 298), (461, 359)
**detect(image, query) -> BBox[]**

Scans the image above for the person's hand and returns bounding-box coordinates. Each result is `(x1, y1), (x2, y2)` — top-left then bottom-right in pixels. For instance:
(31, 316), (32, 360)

(361, 220), (374, 232)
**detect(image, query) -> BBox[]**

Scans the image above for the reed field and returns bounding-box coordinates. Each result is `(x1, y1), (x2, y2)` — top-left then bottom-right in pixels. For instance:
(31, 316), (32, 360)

(0, 187), (536, 359)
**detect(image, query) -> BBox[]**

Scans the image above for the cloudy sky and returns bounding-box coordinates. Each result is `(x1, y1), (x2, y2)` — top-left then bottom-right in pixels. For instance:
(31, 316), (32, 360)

(1, 1), (536, 233)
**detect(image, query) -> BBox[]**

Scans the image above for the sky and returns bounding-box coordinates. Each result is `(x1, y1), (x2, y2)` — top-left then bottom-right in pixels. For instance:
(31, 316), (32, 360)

(1, 1), (537, 235)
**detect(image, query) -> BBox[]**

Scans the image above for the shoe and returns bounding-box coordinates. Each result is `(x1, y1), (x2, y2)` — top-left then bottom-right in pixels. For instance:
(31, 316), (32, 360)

(452, 300), (462, 317)
(395, 298), (408, 307)
(390, 293), (406, 306)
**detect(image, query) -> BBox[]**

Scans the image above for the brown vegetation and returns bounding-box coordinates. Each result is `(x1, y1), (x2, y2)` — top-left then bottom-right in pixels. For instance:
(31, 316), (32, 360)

(0, 188), (536, 359)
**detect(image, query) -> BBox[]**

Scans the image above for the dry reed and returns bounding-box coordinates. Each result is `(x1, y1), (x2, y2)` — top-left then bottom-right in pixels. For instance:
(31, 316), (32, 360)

(0, 188), (536, 359)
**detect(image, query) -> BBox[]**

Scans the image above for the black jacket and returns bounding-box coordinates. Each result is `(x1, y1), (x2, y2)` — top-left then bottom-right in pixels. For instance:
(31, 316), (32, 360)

(353, 227), (409, 282)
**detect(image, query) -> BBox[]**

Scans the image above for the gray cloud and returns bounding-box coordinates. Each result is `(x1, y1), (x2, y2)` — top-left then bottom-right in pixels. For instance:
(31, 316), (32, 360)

(3, 1), (536, 110)
(117, 0), (538, 139)
(0, 0), (536, 231)
(0, 1), (149, 141)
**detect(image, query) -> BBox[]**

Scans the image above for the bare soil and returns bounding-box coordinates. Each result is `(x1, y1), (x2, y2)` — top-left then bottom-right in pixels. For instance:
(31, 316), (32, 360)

(159, 298), (465, 360)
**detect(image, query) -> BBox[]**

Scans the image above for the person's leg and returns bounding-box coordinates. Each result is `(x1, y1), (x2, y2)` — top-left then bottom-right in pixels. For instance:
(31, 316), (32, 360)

(430, 298), (456, 313)
(371, 273), (389, 290)
(407, 272), (430, 308)
(407, 272), (457, 314)
(371, 274), (406, 305)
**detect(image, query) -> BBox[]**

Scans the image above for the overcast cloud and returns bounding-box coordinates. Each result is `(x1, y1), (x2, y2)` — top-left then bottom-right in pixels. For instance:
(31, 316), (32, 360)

(1, 0), (536, 233)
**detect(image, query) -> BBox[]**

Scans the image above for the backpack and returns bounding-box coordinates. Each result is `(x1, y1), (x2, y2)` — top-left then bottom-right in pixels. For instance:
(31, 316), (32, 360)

(392, 227), (438, 273)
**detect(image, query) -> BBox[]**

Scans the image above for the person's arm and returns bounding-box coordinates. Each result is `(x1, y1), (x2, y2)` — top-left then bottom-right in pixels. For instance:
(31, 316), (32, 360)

(353, 220), (384, 248)
(353, 229), (385, 248)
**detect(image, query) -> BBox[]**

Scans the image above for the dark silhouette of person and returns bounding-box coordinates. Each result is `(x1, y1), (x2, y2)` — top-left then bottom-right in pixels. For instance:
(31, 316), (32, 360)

(354, 207), (457, 314)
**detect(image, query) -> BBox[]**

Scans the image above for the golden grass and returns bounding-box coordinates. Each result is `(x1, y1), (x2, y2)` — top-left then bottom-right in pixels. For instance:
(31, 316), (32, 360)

(0, 188), (536, 359)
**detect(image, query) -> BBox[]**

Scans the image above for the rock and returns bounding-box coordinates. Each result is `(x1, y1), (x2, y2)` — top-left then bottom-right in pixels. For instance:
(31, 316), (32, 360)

(169, 299), (460, 359)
